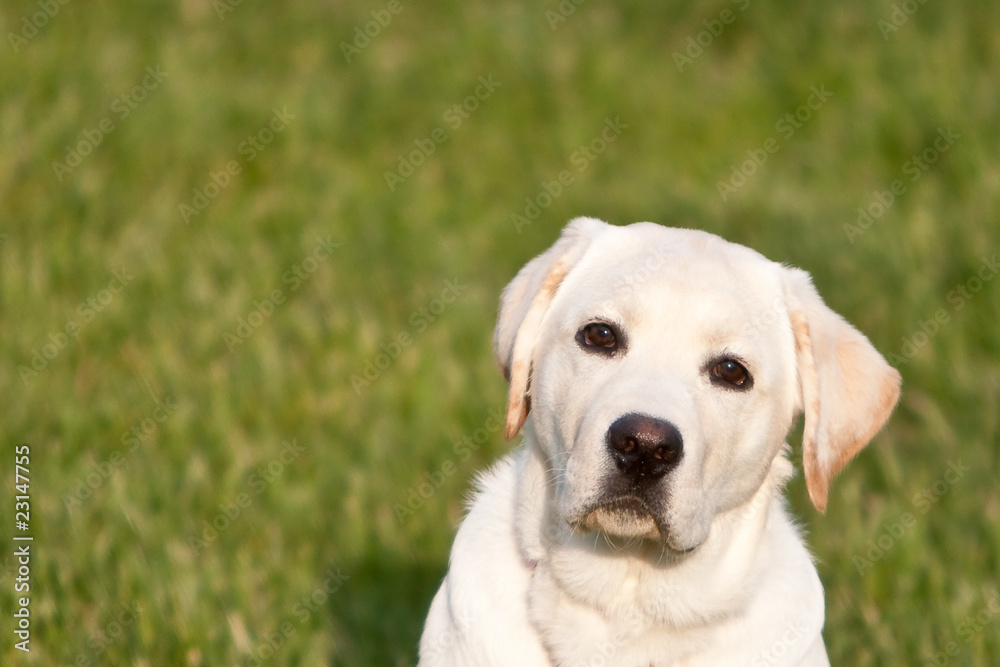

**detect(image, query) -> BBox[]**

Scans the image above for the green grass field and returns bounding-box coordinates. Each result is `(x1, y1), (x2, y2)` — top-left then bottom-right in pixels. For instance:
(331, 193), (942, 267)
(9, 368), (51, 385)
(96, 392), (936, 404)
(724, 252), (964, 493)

(2, 0), (998, 664)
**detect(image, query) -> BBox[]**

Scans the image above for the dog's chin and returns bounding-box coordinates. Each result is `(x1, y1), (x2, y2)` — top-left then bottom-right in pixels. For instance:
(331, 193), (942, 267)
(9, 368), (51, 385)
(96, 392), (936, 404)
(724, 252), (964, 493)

(580, 503), (661, 541)
(573, 497), (696, 555)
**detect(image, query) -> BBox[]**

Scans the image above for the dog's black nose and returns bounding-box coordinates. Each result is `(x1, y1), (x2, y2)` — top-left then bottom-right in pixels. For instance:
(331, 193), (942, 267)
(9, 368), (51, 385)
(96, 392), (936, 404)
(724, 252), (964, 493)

(607, 413), (683, 481)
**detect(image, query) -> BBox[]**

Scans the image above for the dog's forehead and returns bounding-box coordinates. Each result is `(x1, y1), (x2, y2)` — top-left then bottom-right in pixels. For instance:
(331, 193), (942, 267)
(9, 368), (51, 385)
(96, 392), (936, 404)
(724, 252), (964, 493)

(564, 223), (783, 316)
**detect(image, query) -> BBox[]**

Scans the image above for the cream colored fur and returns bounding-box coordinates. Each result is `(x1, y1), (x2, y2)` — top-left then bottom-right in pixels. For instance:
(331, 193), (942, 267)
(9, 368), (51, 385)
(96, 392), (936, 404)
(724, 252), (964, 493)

(420, 218), (900, 666)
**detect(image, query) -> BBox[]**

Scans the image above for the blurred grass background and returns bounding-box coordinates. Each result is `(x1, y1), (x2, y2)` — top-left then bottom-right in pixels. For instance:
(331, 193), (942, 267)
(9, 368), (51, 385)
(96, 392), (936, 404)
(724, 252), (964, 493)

(1, 0), (999, 664)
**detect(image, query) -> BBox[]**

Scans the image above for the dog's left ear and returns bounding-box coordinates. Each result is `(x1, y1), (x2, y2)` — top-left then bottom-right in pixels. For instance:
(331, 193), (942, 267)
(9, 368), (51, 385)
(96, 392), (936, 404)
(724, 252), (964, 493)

(494, 217), (609, 440)
(783, 267), (902, 513)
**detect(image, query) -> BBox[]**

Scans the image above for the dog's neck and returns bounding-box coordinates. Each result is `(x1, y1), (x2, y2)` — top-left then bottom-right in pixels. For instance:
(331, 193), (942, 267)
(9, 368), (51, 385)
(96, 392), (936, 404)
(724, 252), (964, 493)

(514, 430), (794, 629)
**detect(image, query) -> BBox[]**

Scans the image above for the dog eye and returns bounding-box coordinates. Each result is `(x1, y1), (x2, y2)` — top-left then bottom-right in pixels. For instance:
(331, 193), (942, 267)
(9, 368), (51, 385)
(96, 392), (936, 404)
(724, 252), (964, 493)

(710, 359), (752, 390)
(578, 322), (618, 351)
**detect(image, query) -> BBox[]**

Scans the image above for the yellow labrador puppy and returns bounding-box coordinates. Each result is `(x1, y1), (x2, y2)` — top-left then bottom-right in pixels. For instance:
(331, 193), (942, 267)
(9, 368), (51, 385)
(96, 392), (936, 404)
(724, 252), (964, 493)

(420, 218), (900, 666)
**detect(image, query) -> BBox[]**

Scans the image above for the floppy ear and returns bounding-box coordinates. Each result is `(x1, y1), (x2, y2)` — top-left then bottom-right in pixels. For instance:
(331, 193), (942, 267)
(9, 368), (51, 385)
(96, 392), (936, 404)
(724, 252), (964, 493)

(494, 217), (608, 440)
(783, 267), (902, 513)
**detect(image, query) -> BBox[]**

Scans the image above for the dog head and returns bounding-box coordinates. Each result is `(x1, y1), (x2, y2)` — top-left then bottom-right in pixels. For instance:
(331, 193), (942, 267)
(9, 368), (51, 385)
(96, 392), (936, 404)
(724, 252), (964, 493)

(495, 217), (900, 552)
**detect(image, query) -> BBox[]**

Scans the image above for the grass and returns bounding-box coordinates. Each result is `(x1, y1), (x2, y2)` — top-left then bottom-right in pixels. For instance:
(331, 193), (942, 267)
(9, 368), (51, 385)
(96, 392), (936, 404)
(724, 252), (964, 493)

(1, 0), (998, 664)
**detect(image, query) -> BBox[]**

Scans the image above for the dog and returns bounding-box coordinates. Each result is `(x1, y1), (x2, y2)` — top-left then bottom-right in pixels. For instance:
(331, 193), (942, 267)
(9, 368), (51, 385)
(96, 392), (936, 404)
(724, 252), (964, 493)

(419, 217), (901, 666)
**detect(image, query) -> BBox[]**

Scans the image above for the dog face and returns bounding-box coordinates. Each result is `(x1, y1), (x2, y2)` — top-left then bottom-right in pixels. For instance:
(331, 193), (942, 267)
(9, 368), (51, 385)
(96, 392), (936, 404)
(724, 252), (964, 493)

(528, 225), (799, 551)
(495, 218), (900, 553)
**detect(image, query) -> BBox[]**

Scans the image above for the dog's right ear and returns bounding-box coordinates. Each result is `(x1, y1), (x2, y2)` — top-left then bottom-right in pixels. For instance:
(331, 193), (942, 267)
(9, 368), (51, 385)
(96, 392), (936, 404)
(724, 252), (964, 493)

(494, 217), (608, 440)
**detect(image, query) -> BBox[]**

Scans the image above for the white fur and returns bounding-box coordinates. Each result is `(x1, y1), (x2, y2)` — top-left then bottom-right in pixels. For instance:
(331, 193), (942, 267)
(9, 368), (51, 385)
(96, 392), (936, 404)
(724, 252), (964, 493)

(420, 218), (900, 666)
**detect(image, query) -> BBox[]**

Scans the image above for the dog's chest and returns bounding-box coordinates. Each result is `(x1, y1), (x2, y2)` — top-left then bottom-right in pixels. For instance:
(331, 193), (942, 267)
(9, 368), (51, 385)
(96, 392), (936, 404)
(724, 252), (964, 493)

(526, 560), (720, 666)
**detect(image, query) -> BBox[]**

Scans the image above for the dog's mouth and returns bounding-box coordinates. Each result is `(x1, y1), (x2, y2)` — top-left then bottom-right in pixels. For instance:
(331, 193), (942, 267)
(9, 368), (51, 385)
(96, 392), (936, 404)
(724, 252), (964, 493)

(569, 495), (699, 556)
(599, 495), (656, 523)
(571, 496), (667, 545)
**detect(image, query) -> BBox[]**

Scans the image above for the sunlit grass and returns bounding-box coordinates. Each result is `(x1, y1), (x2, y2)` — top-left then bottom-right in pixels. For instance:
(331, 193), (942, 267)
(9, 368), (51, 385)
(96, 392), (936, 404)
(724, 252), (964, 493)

(1, 1), (998, 664)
